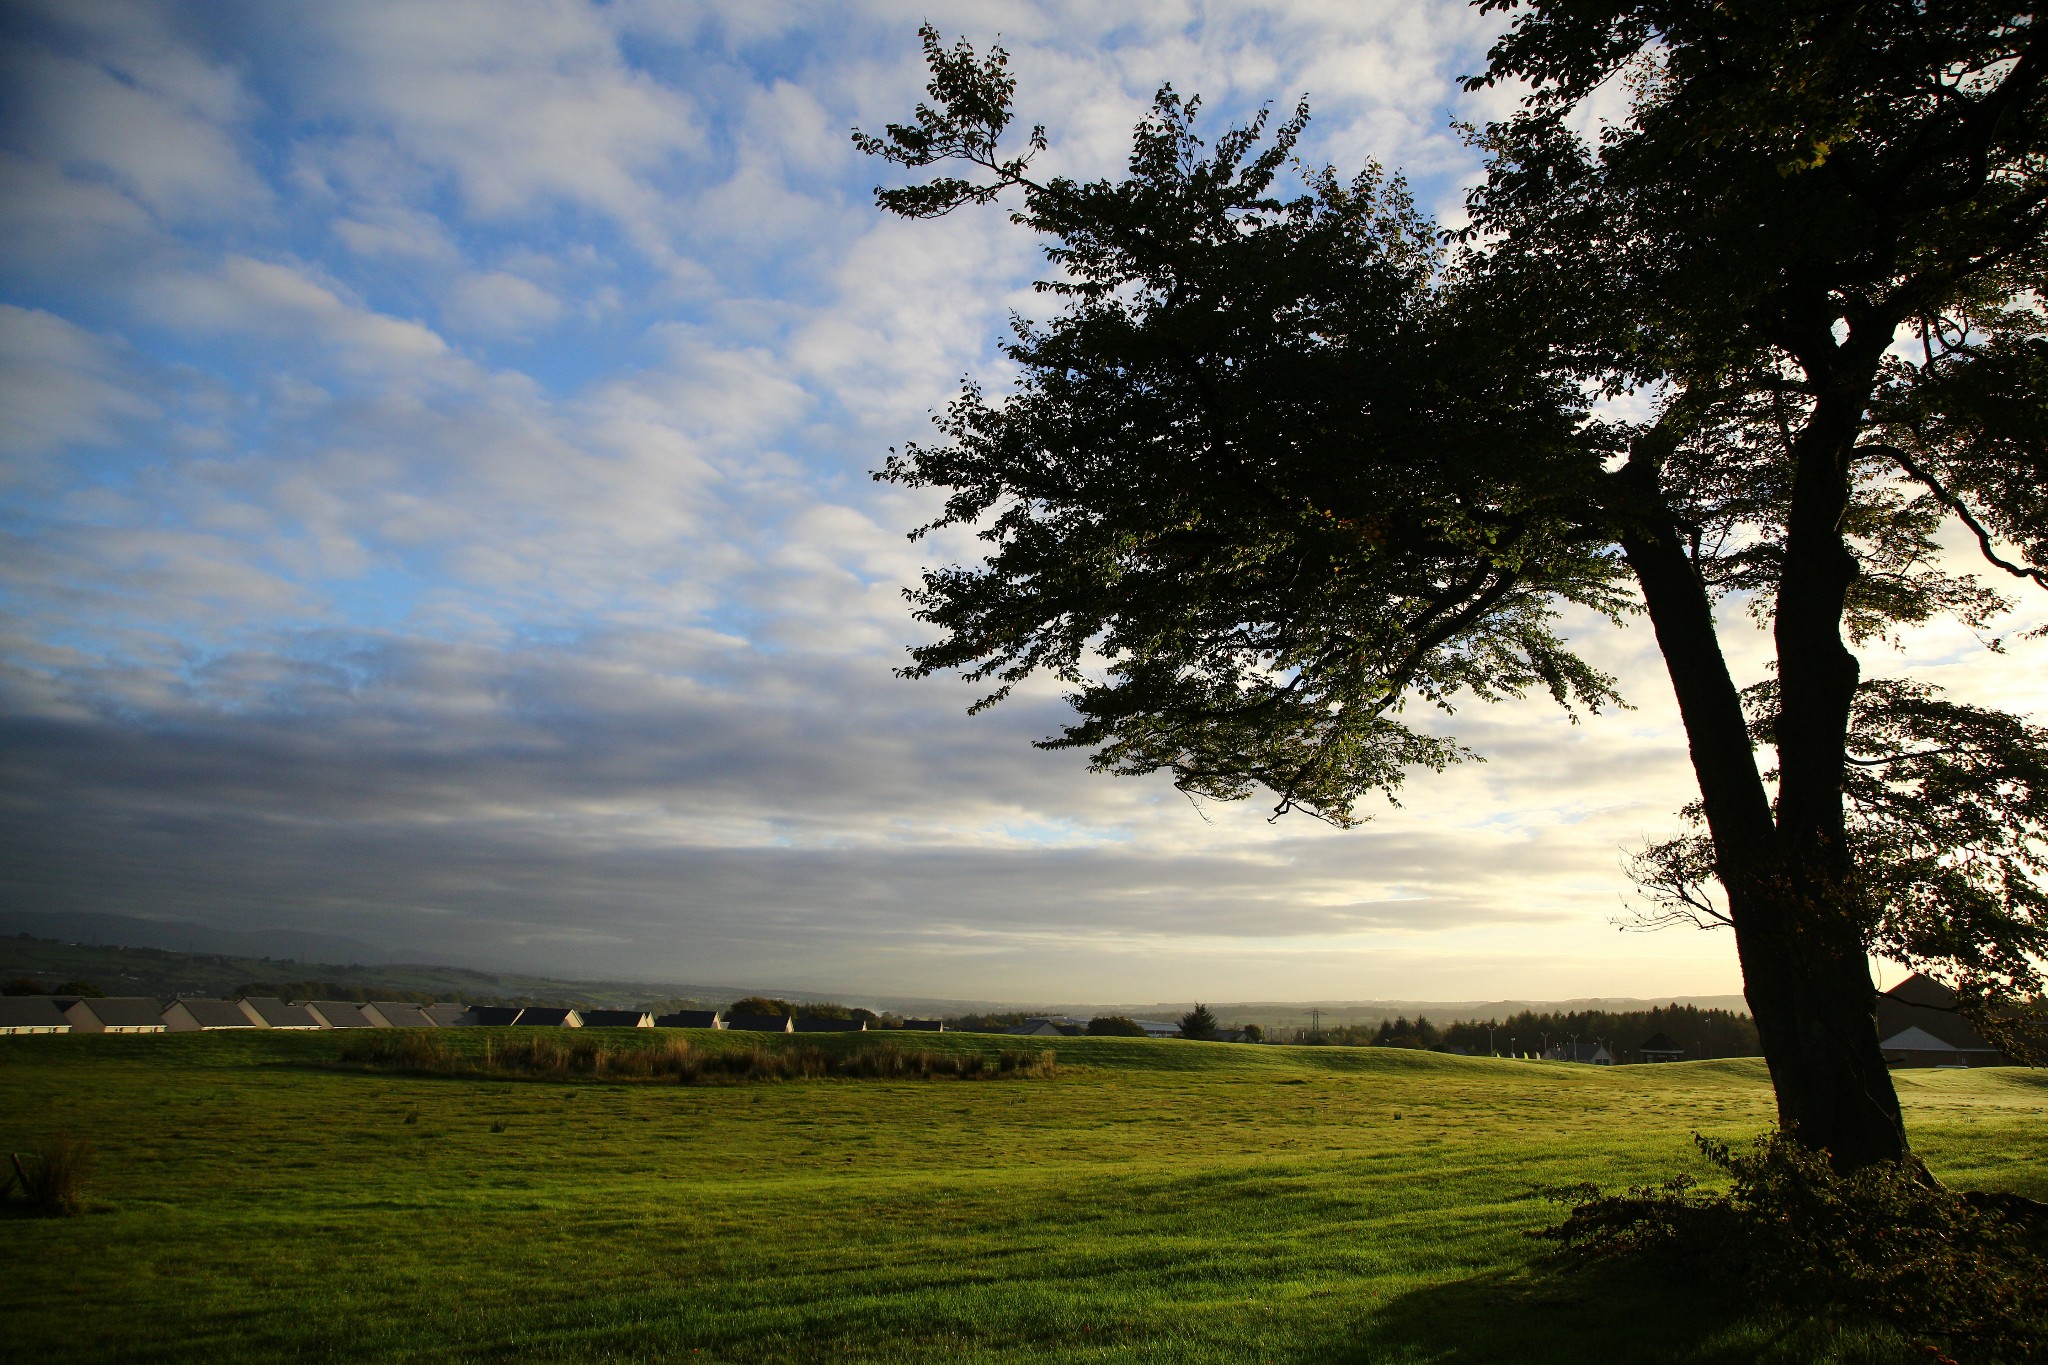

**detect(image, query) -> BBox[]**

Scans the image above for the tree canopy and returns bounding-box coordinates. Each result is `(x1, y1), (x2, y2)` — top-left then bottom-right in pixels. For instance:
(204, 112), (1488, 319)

(859, 5), (2048, 1166)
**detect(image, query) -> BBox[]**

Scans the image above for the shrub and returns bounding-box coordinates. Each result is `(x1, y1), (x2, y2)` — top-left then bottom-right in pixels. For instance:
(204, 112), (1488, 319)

(335, 1032), (1057, 1085)
(1544, 1131), (2048, 1361)
(7, 1133), (94, 1217)
(1087, 1015), (1147, 1037)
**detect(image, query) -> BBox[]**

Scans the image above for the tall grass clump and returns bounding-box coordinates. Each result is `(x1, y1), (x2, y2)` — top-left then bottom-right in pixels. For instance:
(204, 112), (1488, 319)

(6, 1133), (94, 1217)
(1545, 1131), (2048, 1361)
(335, 1032), (1056, 1084)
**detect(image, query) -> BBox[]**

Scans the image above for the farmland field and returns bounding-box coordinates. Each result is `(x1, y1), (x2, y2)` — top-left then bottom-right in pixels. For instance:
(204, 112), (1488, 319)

(2, 1029), (2042, 1363)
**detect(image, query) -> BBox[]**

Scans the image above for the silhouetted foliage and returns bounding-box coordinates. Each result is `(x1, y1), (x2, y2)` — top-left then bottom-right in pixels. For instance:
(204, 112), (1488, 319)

(1373, 1015), (1441, 1049)
(1546, 1131), (2048, 1360)
(1442, 1005), (1759, 1060)
(1179, 1003), (1220, 1041)
(859, 4), (2048, 1167)
(1087, 1015), (1149, 1036)
(726, 996), (795, 1018)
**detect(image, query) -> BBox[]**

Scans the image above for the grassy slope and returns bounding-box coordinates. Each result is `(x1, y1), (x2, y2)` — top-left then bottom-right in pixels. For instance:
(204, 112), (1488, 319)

(1, 1031), (2041, 1364)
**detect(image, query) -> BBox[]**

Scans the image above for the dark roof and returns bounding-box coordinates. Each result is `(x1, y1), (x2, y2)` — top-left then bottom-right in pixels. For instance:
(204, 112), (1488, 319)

(1004, 1019), (1064, 1036)
(579, 1010), (653, 1028)
(468, 1006), (525, 1026)
(725, 1013), (792, 1033)
(1639, 1032), (1685, 1054)
(422, 1003), (472, 1026)
(656, 1010), (722, 1029)
(242, 997), (323, 1028)
(900, 1019), (944, 1031)
(512, 1007), (580, 1027)
(0, 997), (70, 1029)
(307, 1001), (378, 1028)
(793, 1017), (866, 1032)
(173, 999), (257, 1028)
(366, 1002), (436, 1028)
(1876, 974), (2002, 1053)
(64, 997), (166, 1028)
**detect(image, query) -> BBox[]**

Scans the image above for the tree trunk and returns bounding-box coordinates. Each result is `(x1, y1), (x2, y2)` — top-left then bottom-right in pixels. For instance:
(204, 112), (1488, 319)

(1613, 450), (1911, 1170)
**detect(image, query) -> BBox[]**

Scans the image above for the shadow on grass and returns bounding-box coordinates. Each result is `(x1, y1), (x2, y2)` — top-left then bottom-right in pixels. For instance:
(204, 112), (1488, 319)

(1335, 1257), (1914, 1365)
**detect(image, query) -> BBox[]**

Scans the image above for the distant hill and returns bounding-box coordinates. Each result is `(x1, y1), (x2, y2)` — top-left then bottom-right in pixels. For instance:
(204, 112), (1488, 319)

(0, 910), (392, 965)
(0, 935), (735, 1010)
(0, 910), (1750, 1021)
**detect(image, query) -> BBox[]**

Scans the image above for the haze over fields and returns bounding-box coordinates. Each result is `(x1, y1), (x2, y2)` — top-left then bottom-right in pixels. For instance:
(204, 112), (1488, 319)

(3, 0), (2043, 1003)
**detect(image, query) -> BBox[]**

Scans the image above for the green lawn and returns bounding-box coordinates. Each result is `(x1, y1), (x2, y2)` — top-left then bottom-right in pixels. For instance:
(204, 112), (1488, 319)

(2, 1030), (2041, 1363)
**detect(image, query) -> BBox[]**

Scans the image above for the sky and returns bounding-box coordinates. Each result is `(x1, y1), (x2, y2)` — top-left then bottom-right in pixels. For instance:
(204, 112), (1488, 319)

(3, 0), (2043, 1005)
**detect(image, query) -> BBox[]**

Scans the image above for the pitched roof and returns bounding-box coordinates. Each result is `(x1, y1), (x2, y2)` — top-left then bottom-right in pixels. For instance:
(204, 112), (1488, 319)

(725, 1013), (792, 1033)
(1876, 974), (2001, 1052)
(900, 1019), (945, 1031)
(242, 997), (323, 1028)
(63, 997), (166, 1029)
(422, 1003), (473, 1026)
(365, 1002), (437, 1028)
(579, 1009), (653, 1027)
(468, 1006), (525, 1026)
(793, 1017), (866, 1032)
(1639, 1032), (1684, 1054)
(171, 998), (258, 1028)
(512, 1006), (580, 1026)
(1879, 1025), (1990, 1054)
(0, 997), (71, 1029)
(1004, 1019), (1064, 1036)
(306, 1001), (378, 1028)
(655, 1010), (722, 1029)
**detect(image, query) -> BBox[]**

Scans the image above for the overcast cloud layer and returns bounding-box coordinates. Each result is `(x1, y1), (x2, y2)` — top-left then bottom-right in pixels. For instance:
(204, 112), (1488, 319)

(3, 0), (2042, 1003)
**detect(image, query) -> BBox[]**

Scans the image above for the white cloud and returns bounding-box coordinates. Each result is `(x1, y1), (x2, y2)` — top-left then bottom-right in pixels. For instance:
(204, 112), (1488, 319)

(442, 270), (563, 337)
(0, 306), (156, 468)
(292, 0), (702, 257)
(137, 255), (452, 371)
(0, 18), (267, 222)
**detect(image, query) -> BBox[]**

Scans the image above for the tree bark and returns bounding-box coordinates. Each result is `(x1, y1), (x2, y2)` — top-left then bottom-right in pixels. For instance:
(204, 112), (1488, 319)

(1613, 447), (1911, 1171)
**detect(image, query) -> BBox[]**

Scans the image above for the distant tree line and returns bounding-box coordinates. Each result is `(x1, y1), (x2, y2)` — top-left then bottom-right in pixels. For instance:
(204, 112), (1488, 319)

(1291, 1004), (1759, 1060)
(5, 977), (103, 997)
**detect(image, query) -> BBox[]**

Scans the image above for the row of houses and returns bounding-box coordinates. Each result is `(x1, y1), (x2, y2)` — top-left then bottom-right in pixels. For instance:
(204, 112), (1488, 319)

(0, 974), (2014, 1065)
(1489, 976), (2018, 1069)
(0, 996), (951, 1036)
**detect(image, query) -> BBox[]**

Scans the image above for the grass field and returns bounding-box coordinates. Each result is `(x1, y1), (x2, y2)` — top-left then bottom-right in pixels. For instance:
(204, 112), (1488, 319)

(2, 1030), (2042, 1363)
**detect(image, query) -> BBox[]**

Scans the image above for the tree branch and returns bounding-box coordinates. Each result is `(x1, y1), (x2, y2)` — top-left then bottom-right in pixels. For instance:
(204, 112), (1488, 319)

(1872, 442), (2048, 589)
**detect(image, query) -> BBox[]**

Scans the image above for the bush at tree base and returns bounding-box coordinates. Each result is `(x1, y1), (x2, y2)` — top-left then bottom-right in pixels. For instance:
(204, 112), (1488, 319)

(1544, 1131), (2048, 1361)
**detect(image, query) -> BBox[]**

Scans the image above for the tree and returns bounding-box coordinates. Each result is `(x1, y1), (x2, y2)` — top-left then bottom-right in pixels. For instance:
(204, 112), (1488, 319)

(1087, 1014), (1149, 1036)
(858, 8), (2048, 1171)
(1179, 1003), (1221, 1040)
(1241, 1023), (1265, 1043)
(727, 996), (795, 1017)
